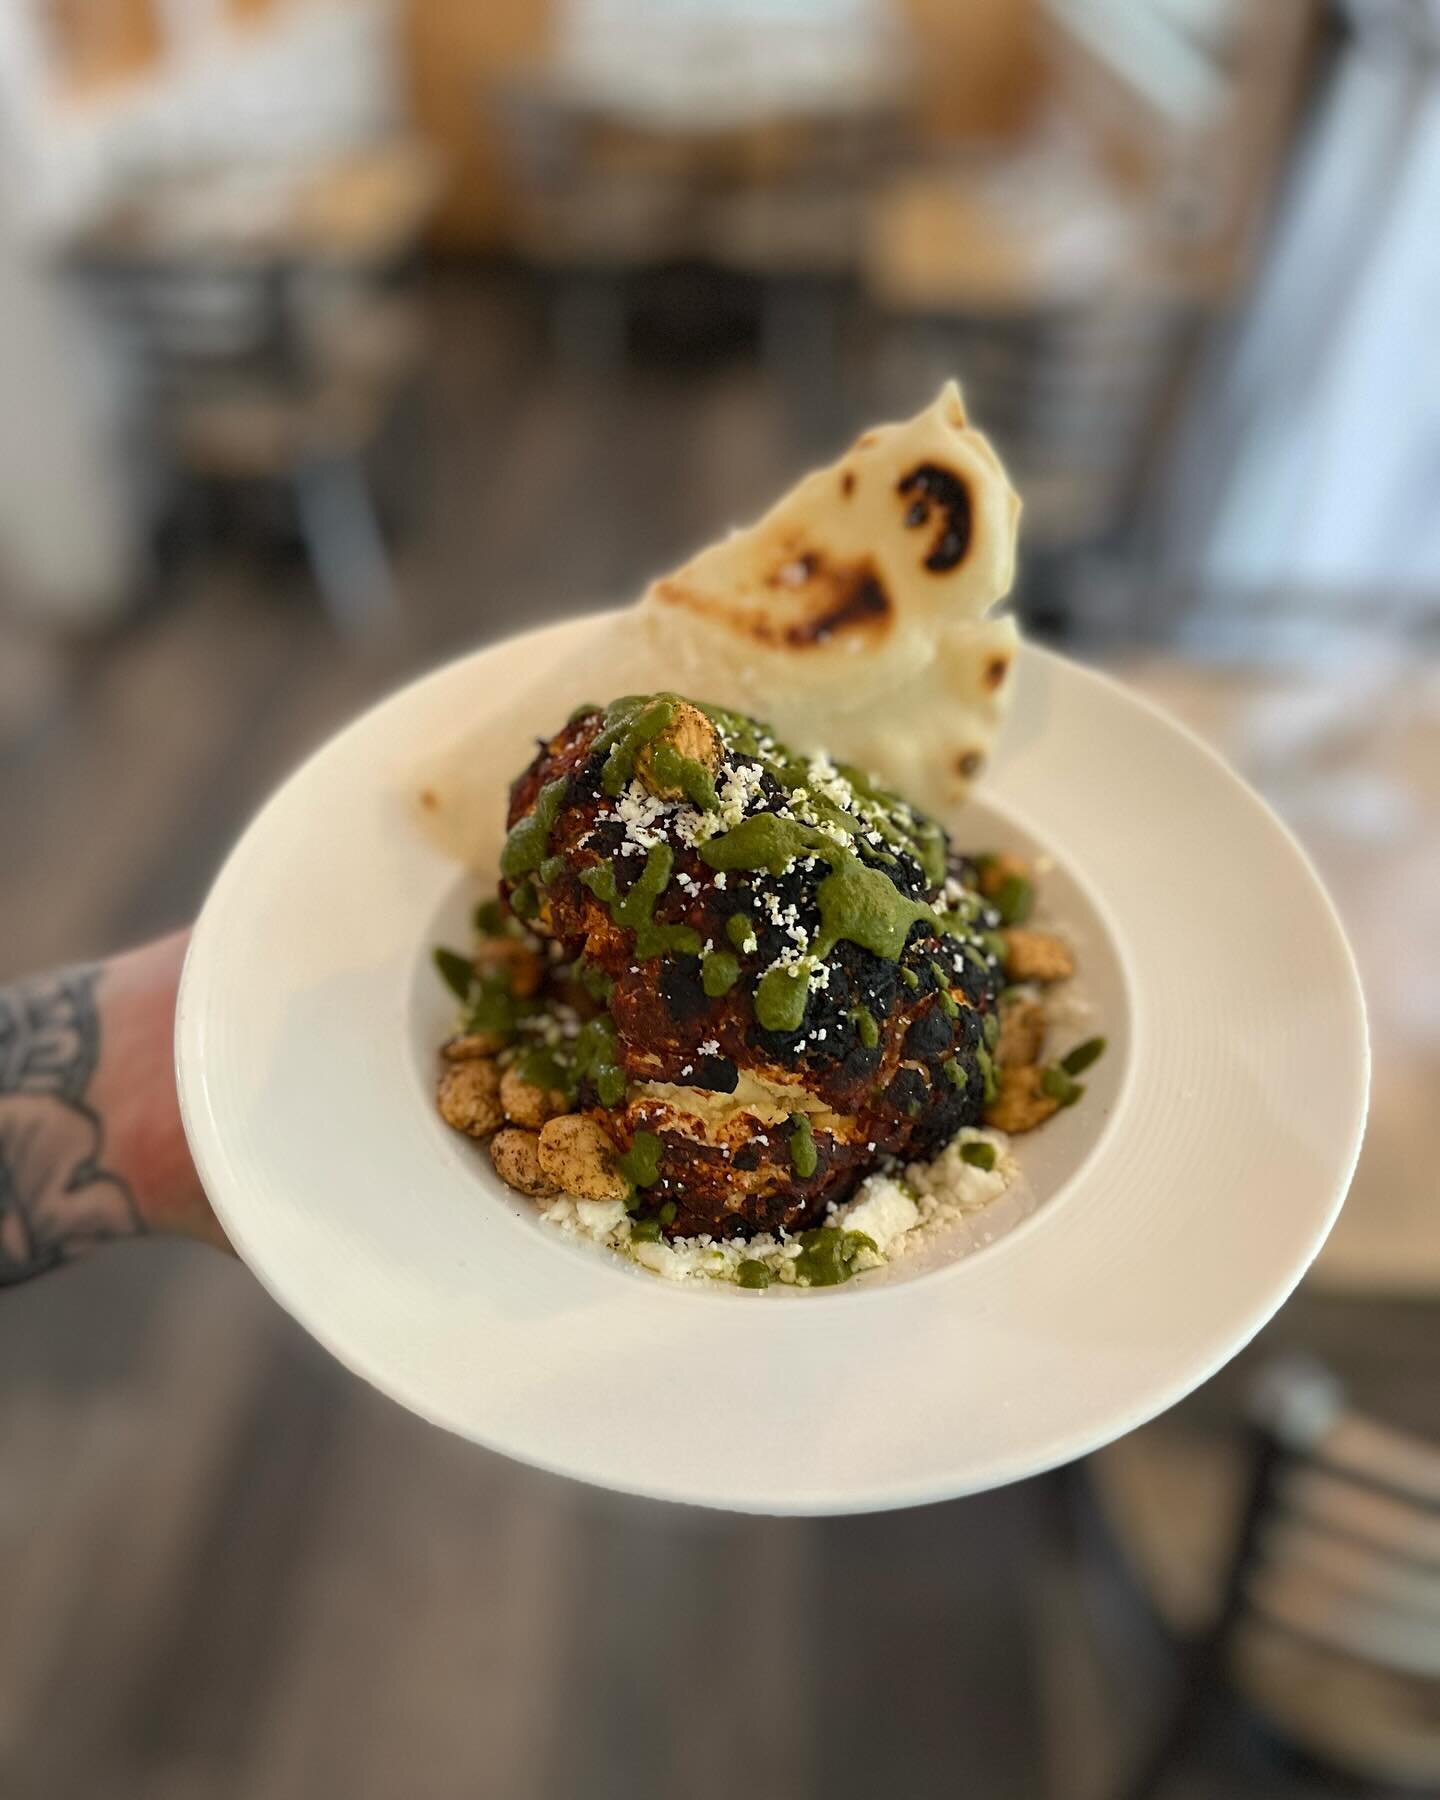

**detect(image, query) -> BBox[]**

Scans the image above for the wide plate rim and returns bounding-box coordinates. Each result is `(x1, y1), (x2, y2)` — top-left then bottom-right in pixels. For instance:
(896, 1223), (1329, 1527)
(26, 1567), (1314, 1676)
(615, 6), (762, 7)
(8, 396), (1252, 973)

(176, 614), (1369, 1513)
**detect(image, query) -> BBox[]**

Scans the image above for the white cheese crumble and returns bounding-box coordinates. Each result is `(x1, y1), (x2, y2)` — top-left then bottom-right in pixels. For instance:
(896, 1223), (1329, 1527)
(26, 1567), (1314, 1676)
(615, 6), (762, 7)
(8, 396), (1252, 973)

(693, 759), (766, 842)
(837, 1176), (918, 1253)
(536, 1127), (1018, 1288)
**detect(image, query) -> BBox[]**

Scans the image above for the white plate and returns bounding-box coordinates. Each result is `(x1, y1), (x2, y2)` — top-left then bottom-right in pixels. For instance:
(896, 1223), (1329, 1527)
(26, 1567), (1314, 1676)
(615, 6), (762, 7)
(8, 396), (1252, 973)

(176, 614), (1368, 1514)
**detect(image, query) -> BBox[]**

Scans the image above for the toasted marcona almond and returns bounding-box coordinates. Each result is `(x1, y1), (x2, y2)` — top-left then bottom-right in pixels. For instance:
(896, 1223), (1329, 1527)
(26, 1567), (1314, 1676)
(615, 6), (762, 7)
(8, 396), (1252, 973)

(1000, 927), (1074, 983)
(995, 994), (1045, 1068)
(500, 1065), (570, 1129)
(635, 700), (723, 800)
(490, 1128), (560, 1198)
(977, 851), (1030, 900)
(984, 1065), (1061, 1133)
(537, 1114), (630, 1202)
(437, 1058), (504, 1137)
(442, 1031), (507, 1060)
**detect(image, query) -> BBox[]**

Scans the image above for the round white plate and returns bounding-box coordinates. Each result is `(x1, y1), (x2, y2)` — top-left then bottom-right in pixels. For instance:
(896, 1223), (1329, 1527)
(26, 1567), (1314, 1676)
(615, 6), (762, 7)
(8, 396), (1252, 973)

(176, 614), (1368, 1514)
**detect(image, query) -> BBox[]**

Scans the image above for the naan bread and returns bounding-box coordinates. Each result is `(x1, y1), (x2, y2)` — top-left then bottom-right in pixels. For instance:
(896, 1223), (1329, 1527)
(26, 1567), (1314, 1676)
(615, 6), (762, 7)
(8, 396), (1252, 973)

(641, 381), (1021, 814)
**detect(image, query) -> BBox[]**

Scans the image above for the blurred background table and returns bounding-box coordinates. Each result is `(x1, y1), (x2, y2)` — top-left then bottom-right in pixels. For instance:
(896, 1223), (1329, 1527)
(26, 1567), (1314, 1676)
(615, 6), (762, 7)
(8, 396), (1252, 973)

(1116, 653), (1440, 1297)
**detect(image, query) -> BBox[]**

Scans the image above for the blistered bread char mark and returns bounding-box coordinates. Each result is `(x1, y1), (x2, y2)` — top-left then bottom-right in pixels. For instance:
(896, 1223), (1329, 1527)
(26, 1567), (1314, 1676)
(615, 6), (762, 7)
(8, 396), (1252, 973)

(897, 462), (972, 573)
(782, 561), (890, 648)
(956, 750), (984, 779)
(841, 470), (855, 497)
(651, 560), (891, 650)
(983, 653), (1010, 692)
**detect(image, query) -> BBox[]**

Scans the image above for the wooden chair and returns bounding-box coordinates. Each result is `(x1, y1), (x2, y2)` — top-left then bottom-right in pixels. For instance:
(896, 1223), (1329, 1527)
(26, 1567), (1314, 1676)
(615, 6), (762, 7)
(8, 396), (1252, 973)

(1112, 1357), (1440, 1798)
(65, 148), (437, 633)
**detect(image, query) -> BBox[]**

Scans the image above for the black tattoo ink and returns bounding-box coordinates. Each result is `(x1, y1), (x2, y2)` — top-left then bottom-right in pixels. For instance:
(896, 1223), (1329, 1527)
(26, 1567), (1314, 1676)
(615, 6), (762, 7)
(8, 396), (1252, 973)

(0, 965), (142, 1284)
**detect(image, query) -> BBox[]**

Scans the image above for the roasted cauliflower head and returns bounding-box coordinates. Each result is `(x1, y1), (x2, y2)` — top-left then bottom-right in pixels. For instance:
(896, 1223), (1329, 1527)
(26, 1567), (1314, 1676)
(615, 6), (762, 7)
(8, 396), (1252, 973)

(494, 694), (1004, 1239)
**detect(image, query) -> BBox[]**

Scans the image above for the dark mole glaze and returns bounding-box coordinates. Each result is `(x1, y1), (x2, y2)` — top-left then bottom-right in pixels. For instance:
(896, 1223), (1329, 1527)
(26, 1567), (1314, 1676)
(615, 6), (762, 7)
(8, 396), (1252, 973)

(897, 462), (972, 572)
(660, 956), (711, 1024)
(498, 693), (1004, 1239)
(692, 1055), (740, 1093)
(885, 1065), (929, 1113)
(905, 1007), (955, 1059)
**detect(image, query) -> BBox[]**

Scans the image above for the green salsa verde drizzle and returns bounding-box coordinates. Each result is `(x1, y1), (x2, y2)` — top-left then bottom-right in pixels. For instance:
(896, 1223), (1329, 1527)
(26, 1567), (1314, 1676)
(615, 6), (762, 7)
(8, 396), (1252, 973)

(787, 1112), (818, 1179)
(581, 844), (702, 961)
(792, 1227), (877, 1287)
(498, 693), (997, 1045)
(701, 950), (740, 997)
(617, 1129), (663, 1189)
(695, 703), (947, 887)
(500, 777), (568, 880)
(508, 1014), (626, 1109)
(698, 812), (956, 1032)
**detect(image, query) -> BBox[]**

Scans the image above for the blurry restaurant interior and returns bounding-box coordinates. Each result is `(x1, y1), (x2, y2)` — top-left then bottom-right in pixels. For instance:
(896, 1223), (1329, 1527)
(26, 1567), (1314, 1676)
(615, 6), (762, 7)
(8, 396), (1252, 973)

(2, 1), (1438, 1796)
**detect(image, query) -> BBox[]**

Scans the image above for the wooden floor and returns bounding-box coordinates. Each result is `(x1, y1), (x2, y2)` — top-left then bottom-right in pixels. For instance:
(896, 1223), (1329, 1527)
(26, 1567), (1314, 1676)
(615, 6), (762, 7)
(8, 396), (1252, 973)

(1, 273), (1434, 1800)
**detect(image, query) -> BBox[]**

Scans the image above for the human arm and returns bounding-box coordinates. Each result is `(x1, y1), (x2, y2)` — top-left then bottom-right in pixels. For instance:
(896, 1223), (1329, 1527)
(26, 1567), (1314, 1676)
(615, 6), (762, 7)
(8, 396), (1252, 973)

(0, 932), (224, 1286)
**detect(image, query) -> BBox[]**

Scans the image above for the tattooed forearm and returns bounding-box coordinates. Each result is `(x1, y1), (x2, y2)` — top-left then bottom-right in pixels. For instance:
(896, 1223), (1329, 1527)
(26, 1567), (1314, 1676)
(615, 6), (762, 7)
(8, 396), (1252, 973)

(0, 964), (143, 1284)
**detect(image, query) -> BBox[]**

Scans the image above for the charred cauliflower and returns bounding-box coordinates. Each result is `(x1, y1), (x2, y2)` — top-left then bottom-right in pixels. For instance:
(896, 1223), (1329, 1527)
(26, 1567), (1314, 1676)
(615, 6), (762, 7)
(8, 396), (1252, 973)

(439, 693), (1009, 1240)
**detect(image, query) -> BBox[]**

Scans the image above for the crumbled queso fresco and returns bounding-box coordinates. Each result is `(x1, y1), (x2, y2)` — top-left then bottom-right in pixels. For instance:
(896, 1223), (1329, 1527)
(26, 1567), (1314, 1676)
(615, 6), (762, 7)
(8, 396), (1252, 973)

(536, 1127), (1020, 1287)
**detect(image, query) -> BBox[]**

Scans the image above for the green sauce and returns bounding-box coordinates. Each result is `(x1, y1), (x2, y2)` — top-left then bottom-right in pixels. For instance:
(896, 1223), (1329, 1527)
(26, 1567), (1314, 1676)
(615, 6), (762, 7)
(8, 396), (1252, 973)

(617, 1130), (663, 1188)
(693, 703), (948, 886)
(591, 695), (678, 798)
(514, 1045), (570, 1094)
(700, 813), (815, 877)
(573, 1015), (625, 1107)
(835, 761), (946, 886)
(787, 1112), (818, 1178)
(699, 816), (945, 980)
(813, 854), (938, 962)
(754, 963), (807, 1032)
(725, 913), (755, 950)
(791, 1227), (876, 1287)
(930, 964), (960, 1017)
(935, 895), (983, 936)
(850, 1006), (879, 1048)
(576, 955), (613, 1002)
(942, 1058), (966, 1089)
(595, 1066), (627, 1107)
(433, 946), (474, 1003)
(647, 741), (719, 811)
(512, 1016), (622, 1107)
(501, 777), (569, 879)
(736, 1260), (772, 1290)
(701, 950), (740, 997)
(582, 844), (703, 961)
(514, 693), (995, 1053)
(467, 972), (521, 1040)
